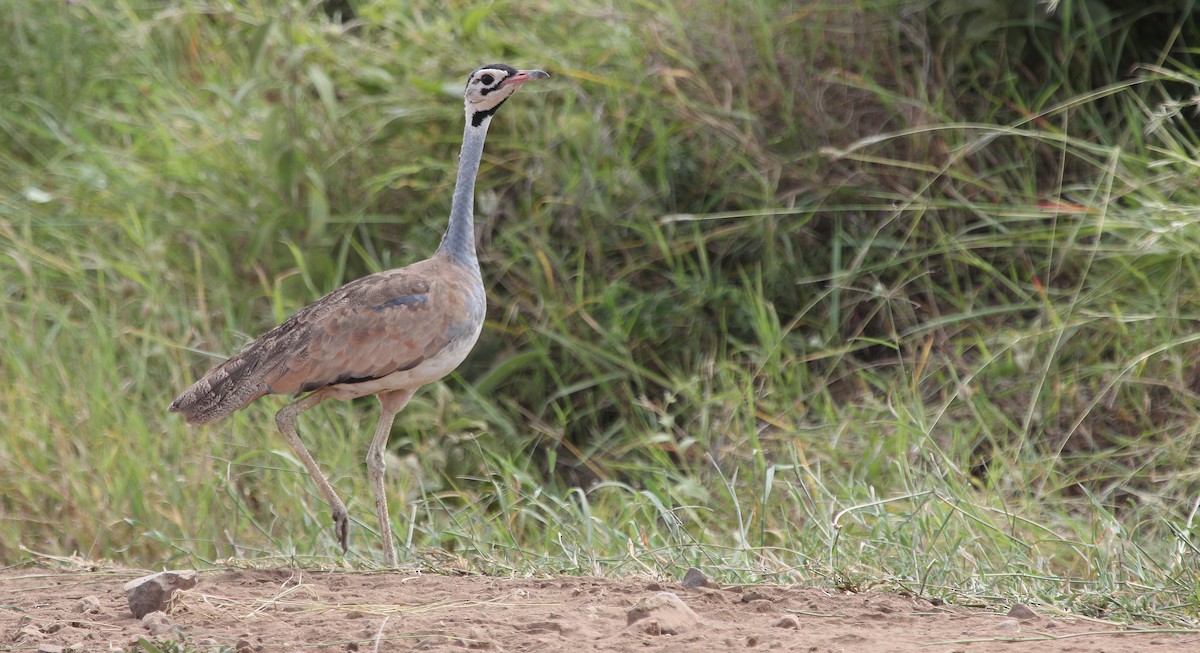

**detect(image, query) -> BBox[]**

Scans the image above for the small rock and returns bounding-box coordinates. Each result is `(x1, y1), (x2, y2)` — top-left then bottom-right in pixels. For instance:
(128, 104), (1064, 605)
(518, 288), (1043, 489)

(740, 591), (772, 603)
(748, 599), (777, 613)
(37, 645), (64, 653)
(626, 592), (701, 635)
(746, 635), (759, 647)
(693, 586), (729, 602)
(44, 623), (66, 634)
(17, 625), (41, 641)
(645, 582), (663, 591)
(1044, 619), (1061, 628)
(73, 596), (101, 614)
(523, 621), (571, 635)
(629, 619), (664, 636)
(454, 627), (492, 649)
(195, 639), (219, 648)
(1006, 603), (1038, 620)
(140, 611), (177, 637)
(997, 618), (1020, 631)
(774, 616), (800, 629)
(235, 637), (253, 653)
(124, 570), (198, 618)
(414, 638), (438, 651)
(682, 567), (717, 589)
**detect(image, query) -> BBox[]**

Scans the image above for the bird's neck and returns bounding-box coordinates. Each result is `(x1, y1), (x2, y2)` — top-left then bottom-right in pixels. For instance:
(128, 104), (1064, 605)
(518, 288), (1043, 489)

(436, 115), (491, 267)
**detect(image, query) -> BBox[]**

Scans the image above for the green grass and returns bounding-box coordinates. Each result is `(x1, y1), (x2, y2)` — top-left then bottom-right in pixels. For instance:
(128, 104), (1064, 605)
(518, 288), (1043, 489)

(5, 0), (1200, 626)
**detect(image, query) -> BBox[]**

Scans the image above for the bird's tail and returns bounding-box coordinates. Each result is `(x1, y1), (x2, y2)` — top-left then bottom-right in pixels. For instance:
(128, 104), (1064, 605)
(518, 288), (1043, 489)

(169, 353), (269, 424)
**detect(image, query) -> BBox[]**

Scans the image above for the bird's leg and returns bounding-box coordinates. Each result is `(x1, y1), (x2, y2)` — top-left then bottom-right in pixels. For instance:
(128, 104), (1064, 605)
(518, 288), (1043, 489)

(274, 389), (352, 554)
(368, 388), (413, 567)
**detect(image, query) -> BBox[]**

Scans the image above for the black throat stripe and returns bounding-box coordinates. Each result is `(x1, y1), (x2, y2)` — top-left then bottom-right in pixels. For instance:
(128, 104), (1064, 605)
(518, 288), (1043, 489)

(471, 99), (506, 127)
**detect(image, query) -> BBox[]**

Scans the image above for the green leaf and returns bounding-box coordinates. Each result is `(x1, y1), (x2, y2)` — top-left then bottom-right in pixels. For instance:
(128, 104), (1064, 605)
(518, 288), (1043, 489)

(462, 3), (494, 36)
(306, 63), (337, 117)
(304, 166), (329, 235)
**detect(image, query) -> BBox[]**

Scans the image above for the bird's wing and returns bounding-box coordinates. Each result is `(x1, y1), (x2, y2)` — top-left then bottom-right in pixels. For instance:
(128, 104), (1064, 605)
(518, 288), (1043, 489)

(168, 259), (481, 422)
(256, 261), (480, 395)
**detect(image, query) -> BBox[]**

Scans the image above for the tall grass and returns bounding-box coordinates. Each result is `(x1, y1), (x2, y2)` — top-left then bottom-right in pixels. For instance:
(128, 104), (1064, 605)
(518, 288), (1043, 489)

(4, 0), (1200, 624)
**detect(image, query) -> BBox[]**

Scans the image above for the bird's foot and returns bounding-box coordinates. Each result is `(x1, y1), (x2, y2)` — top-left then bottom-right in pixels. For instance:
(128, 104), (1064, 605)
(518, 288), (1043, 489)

(332, 507), (350, 554)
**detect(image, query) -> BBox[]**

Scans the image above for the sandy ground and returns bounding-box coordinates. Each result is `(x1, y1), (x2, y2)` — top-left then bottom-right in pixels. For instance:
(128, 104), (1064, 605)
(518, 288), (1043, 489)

(3, 563), (1198, 652)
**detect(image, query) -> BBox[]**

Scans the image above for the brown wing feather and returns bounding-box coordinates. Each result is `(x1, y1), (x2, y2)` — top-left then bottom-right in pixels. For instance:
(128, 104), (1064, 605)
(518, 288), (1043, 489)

(169, 257), (482, 423)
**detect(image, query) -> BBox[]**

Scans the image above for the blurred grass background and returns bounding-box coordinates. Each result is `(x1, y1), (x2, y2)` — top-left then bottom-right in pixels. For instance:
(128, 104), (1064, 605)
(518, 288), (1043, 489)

(5, 0), (1200, 623)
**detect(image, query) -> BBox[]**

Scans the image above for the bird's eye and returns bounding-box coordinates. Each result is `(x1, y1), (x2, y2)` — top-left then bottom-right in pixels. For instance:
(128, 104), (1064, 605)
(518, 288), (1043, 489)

(479, 74), (495, 86)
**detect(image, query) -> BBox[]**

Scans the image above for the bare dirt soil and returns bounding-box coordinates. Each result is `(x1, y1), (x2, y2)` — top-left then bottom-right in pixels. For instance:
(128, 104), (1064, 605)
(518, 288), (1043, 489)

(3, 564), (1197, 652)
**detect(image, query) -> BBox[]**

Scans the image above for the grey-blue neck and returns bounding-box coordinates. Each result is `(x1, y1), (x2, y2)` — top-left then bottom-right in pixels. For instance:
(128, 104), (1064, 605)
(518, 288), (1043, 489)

(436, 112), (492, 266)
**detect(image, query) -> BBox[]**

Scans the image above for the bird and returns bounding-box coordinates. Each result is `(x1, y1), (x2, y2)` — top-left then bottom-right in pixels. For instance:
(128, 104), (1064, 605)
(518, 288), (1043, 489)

(169, 64), (550, 566)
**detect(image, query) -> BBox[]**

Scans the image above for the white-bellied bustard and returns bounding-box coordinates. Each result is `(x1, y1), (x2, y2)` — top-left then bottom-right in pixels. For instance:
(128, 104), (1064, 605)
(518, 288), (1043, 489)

(170, 65), (549, 566)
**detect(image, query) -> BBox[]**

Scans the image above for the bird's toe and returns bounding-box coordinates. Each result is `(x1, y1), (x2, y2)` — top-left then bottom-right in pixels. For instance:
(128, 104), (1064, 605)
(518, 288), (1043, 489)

(332, 508), (350, 553)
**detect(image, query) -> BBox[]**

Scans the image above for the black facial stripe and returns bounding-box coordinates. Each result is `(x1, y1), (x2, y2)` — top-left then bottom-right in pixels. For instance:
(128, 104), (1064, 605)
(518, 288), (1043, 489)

(467, 64), (518, 95)
(471, 98), (507, 126)
(479, 74), (509, 96)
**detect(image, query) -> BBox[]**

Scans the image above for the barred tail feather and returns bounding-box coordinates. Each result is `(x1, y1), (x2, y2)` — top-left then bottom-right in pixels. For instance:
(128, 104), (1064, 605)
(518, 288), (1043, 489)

(168, 354), (270, 424)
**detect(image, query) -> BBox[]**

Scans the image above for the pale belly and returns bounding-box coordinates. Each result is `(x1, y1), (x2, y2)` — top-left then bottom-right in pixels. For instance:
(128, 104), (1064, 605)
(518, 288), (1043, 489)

(323, 322), (484, 401)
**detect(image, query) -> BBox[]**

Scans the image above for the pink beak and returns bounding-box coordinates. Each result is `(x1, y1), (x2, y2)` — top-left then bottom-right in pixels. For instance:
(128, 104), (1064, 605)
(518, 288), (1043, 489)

(502, 69), (550, 88)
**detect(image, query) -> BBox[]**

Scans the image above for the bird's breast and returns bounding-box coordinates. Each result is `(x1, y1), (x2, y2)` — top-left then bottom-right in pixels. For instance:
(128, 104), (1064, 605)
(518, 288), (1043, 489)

(321, 269), (485, 402)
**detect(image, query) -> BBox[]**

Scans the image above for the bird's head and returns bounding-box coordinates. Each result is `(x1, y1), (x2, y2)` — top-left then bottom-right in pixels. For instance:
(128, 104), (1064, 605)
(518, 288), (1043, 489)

(464, 64), (549, 127)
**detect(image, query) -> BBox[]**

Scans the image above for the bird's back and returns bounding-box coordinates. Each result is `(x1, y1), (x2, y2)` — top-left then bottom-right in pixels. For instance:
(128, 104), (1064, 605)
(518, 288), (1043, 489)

(169, 254), (484, 424)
